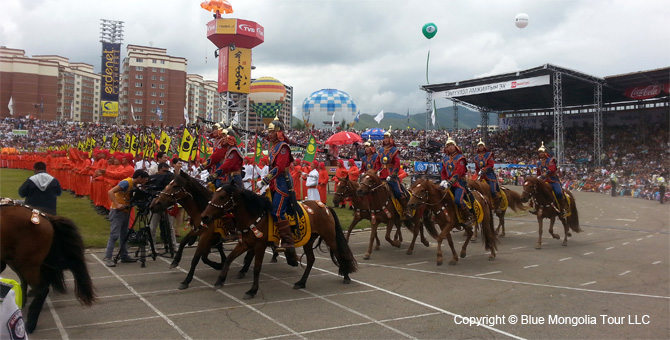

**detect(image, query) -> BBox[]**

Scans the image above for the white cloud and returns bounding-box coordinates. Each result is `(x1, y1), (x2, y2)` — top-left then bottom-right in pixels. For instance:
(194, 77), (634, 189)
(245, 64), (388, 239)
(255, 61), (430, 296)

(2, 0), (668, 119)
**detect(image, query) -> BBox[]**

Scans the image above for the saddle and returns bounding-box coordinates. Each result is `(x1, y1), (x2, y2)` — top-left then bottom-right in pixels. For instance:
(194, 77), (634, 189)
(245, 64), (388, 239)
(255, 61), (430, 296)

(0, 197), (46, 224)
(263, 191), (314, 248)
(445, 190), (484, 225)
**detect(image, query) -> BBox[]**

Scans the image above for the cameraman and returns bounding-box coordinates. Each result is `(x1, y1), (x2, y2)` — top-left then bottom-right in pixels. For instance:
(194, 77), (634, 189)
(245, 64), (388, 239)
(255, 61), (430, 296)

(148, 162), (178, 251)
(104, 170), (150, 267)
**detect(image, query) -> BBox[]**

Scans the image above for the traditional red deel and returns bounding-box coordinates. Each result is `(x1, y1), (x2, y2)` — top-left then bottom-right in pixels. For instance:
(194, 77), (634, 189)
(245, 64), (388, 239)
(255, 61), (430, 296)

(325, 131), (363, 146)
(200, 0), (234, 14)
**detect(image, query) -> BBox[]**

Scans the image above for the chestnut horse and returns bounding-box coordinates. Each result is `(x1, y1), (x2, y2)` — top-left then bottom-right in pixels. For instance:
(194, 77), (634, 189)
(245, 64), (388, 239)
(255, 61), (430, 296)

(520, 176), (581, 249)
(201, 185), (358, 299)
(467, 179), (528, 238)
(0, 203), (95, 334)
(333, 177), (425, 251)
(407, 179), (498, 265)
(356, 170), (427, 259)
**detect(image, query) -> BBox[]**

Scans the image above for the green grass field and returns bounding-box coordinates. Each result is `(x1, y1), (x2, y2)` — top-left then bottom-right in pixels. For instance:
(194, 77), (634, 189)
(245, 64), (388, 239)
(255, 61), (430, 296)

(0, 168), (370, 248)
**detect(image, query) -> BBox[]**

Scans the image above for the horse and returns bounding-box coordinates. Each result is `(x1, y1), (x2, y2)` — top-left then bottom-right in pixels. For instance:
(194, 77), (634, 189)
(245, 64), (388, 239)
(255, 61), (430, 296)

(407, 179), (498, 265)
(332, 177), (424, 251)
(0, 203), (96, 334)
(520, 176), (581, 249)
(150, 172), (265, 290)
(467, 179), (528, 238)
(200, 185), (358, 300)
(356, 170), (428, 259)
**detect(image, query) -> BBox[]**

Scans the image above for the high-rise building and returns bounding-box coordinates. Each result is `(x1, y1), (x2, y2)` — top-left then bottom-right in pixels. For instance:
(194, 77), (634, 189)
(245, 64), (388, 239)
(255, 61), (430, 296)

(186, 74), (222, 124)
(117, 45), (187, 126)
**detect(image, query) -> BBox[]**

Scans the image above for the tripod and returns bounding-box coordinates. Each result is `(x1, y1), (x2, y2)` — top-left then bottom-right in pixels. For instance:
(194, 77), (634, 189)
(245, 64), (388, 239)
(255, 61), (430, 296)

(152, 210), (176, 259)
(115, 210), (156, 268)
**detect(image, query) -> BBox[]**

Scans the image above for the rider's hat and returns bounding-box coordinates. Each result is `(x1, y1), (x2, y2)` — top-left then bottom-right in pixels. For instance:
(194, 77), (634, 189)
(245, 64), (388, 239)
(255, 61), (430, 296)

(538, 141), (546, 152)
(445, 133), (457, 147)
(267, 115), (288, 142)
(383, 126), (392, 138)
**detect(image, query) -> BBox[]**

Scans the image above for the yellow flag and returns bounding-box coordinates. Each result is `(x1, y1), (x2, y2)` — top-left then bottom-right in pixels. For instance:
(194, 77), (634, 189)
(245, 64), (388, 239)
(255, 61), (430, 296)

(130, 134), (138, 156)
(111, 134), (119, 152)
(123, 134), (131, 152)
(178, 128), (196, 161)
(159, 131), (171, 154)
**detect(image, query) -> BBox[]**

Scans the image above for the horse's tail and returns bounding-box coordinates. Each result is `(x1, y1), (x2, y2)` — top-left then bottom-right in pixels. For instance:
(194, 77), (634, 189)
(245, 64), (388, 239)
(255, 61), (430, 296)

(567, 193), (582, 233)
(422, 210), (440, 239)
(48, 215), (96, 306)
(328, 207), (358, 276)
(478, 197), (498, 252)
(504, 189), (528, 212)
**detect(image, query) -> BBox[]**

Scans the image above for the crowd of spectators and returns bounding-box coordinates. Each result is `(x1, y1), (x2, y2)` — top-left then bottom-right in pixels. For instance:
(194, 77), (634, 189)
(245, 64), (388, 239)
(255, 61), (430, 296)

(2, 116), (668, 202)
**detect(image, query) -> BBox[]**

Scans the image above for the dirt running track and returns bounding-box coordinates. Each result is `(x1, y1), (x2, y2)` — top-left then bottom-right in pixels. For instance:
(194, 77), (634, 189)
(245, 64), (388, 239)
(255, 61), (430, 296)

(7, 188), (669, 339)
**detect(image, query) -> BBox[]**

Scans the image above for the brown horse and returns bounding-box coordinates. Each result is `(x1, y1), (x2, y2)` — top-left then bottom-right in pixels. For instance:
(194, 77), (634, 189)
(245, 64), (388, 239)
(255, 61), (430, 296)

(0, 203), (96, 334)
(333, 177), (422, 251)
(520, 176), (581, 249)
(407, 179), (498, 265)
(467, 179), (528, 237)
(201, 185), (358, 299)
(150, 172), (265, 289)
(356, 170), (427, 259)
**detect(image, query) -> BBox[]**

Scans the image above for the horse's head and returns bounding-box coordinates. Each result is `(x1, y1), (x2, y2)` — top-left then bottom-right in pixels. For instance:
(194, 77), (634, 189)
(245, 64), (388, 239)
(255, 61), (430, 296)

(521, 176), (540, 203)
(357, 170), (382, 196)
(333, 177), (356, 206)
(150, 173), (192, 213)
(201, 185), (237, 225)
(407, 179), (433, 211)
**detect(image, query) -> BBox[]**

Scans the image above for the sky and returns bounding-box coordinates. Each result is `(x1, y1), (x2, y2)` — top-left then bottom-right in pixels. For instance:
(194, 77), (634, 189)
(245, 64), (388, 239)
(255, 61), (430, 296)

(2, 0), (669, 121)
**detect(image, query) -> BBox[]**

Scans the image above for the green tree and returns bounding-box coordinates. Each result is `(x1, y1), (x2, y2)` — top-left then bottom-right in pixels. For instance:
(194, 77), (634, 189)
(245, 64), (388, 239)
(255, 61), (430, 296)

(339, 118), (347, 130)
(293, 119), (306, 131)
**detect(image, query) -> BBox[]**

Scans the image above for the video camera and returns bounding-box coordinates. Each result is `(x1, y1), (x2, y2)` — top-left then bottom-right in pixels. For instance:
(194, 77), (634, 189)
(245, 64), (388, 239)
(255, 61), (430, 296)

(128, 185), (160, 216)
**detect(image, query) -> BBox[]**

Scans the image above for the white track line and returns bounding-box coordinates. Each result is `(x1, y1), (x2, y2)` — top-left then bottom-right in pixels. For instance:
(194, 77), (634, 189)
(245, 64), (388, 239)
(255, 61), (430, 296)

(523, 265), (539, 269)
(652, 261), (662, 265)
(559, 257), (572, 261)
(580, 281), (597, 286)
(407, 261), (428, 266)
(583, 252), (594, 256)
(475, 271), (502, 276)
(511, 246), (526, 250)
(619, 271), (631, 276)
(46, 297), (68, 339)
(606, 247), (615, 250)
(91, 254), (193, 340)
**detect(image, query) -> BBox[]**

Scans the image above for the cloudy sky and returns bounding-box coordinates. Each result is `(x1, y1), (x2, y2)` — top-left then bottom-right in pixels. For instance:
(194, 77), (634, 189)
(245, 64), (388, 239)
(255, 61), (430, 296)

(2, 0), (668, 119)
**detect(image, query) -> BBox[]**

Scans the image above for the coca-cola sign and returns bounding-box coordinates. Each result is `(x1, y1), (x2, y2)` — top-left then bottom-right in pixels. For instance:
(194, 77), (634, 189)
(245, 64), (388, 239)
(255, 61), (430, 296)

(624, 85), (662, 100)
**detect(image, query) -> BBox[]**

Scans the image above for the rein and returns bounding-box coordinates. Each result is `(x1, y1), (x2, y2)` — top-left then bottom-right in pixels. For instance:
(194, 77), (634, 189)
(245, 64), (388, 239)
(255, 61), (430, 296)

(159, 186), (193, 204)
(207, 193), (238, 212)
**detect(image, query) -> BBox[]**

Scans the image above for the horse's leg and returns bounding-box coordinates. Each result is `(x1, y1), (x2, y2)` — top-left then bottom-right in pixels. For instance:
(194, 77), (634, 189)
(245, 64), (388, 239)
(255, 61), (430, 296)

(497, 211), (505, 237)
(460, 225), (474, 259)
(385, 220), (401, 248)
(214, 241), (249, 289)
(471, 220), (478, 243)
(178, 235), (211, 290)
(294, 236), (316, 289)
(243, 242), (267, 299)
(171, 230), (196, 269)
(25, 284), (49, 334)
(406, 218), (420, 255)
(201, 234), (224, 270)
(548, 217), (560, 240)
(394, 222), (403, 243)
(270, 248), (279, 263)
(561, 218), (570, 247)
(535, 216), (544, 249)
(435, 225), (450, 266)
(238, 249), (254, 279)
(364, 222), (378, 260)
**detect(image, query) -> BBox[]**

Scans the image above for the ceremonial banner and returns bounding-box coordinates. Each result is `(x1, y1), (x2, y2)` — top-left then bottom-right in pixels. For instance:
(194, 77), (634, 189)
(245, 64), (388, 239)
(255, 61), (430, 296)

(178, 128), (196, 162)
(254, 135), (263, 163)
(159, 131), (171, 154)
(303, 134), (317, 162)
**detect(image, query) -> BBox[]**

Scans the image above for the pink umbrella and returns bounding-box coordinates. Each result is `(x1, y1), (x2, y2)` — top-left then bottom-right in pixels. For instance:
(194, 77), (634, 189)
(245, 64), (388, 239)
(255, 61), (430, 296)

(325, 131), (362, 146)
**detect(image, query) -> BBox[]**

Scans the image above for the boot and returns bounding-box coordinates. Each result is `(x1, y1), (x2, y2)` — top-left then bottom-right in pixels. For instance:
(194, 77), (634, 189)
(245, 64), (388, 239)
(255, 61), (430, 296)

(493, 195), (503, 215)
(275, 220), (298, 267)
(459, 208), (474, 227)
(559, 198), (569, 218)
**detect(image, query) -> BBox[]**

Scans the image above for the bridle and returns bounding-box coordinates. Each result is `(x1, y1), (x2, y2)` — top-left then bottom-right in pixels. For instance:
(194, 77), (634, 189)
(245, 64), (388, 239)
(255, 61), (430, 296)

(411, 183), (449, 207)
(358, 175), (386, 193)
(334, 179), (356, 200)
(158, 186), (193, 204)
(207, 192), (238, 213)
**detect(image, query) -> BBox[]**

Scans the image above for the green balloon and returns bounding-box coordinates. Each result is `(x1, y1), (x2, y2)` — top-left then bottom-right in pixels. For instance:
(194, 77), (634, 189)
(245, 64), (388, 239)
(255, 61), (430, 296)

(422, 23), (437, 39)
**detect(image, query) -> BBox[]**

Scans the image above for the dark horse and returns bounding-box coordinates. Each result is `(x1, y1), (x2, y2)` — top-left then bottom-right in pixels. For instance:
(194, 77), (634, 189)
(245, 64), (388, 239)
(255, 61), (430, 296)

(520, 176), (581, 249)
(201, 185), (358, 299)
(150, 172), (266, 290)
(407, 179), (498, 265)
(0, 203), (96, 333)
(332, 177), (423, 251)
(467, 179), (528, 238)
(356, 170), (428, 259)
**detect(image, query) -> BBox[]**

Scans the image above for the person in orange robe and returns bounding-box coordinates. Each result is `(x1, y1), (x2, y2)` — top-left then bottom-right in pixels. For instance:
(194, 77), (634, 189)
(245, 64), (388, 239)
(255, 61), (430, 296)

(291, 159), (303, 200)
(318, 162), (329, 203)
(345, 159), (360, 209)
(301, 160), (309, 200)
(332, 159), (348, 208)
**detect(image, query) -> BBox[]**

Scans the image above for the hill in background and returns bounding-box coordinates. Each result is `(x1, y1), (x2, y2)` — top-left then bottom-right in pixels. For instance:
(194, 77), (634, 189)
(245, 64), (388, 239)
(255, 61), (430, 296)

(293, 106), (498, 130)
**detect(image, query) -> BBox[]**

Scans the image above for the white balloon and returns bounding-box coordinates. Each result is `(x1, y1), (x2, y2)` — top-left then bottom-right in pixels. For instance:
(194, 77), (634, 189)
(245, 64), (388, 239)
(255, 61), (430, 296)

(515, 13), (529, 29)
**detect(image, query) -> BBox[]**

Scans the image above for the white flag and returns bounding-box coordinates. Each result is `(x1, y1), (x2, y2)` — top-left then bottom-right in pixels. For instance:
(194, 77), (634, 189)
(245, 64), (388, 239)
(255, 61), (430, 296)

(183, 106), (189, 124)
(70, 101), (74, 119)
(232, 112), (239, 126)
(131, 104), (139, 121)
(7, 96), (13, 116)
(431, 108), (436, 126)
(331, 112), (336, 127)
(374, 109), (384, 124)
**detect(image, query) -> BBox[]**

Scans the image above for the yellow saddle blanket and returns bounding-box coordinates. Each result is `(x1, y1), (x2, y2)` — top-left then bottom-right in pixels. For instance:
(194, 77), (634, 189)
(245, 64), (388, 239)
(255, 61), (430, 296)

(268, 201), (313, 248)
(448, 190), (484, 224)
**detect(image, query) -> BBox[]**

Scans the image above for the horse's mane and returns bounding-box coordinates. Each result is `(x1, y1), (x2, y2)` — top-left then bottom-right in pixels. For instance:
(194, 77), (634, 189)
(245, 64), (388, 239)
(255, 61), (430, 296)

(175, 172), (212, 209)
(527, 176), (554, 198)
(221, 185), (271, 217)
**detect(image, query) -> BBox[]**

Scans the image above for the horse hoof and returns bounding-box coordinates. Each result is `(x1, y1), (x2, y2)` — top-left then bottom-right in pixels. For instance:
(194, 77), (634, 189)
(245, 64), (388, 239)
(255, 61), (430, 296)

(422, 241), (430, 247)
(170, 263), (178, 269)
(471, 239), (477, 243)
(405, 250), (413, 255)
(500, 233), (505, 238)
(448, 260), (457, 265)
(552, 235), (560, 240)
(213, 284), (223, 290)
(293, 282), (306, 289)
(566, 232), (572, 237)
(243, 293), (255, 300)
(460, 253), (466, 259)
(343, 278), (351, 284)
(535, 245), (542, 250)
(363, 254), (370, 260)
(237, 272), (246, 279)
(437, 260), (443, 266)
(393, 242), (401, 248)
(178, 283), (189, 290)
(562, 241), (568, 247)
(488, 256), (495, 261)
(374, 246), (380, 251)
(270, 258), (277, 263)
